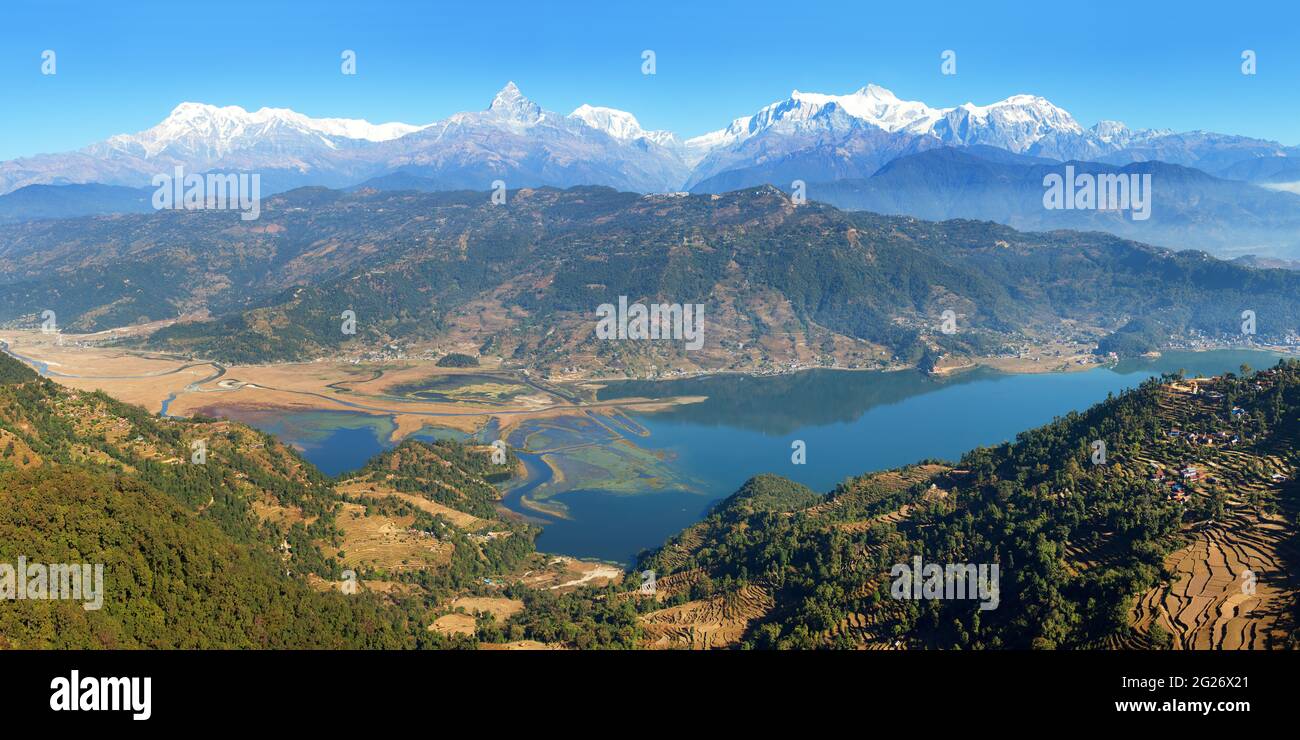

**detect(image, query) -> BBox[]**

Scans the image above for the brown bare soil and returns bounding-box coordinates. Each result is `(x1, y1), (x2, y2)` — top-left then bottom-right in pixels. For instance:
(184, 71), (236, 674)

(428, 613), (477, 636)
(518, 556), (623, 592)
(641, 585), (775, 649)
(0, 428), (41, 468)
(478, 640), (567, 650)
(333, 502), (453, 572)
(446, 596), (524, 621)
(337, 479), (489, 530)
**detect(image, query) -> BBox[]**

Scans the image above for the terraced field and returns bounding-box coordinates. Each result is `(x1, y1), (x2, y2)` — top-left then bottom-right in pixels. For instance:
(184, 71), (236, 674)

(1116, 379), (1299, 649)
(635, 468), (947, 649)
(641, 584), (775, 649)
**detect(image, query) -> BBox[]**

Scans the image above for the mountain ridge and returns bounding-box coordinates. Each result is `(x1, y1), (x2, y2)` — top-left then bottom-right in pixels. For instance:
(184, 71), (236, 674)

(3, 184), (1297, 372)
(3, 82), (1295, 200)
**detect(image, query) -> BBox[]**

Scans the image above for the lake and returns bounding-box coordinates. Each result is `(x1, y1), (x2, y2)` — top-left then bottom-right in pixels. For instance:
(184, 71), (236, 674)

(221, 350), (1283, 564)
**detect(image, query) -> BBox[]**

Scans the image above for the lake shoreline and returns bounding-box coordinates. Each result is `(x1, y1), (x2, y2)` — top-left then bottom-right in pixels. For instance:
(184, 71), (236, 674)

(550, 342), (1299, 386)
(489, 348), (1291, 561)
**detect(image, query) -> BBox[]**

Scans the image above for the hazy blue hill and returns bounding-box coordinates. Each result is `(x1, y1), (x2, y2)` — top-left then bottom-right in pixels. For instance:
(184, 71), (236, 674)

(1218, 155), (1300, 184)
(805, 149), (1300, 256)
(346, 171), (447, 192)
(0, 183), (153, 223)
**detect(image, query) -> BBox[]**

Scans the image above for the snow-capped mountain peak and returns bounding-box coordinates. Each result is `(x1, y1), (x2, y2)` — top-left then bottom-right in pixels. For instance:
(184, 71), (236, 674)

(928, 92), (1082, 151)
(1090, 120), (1132, 143)
(0, 80), (1287, 200)
(159, 101), (421, 141)
(487, 82), (544, 123)
(97, 102), (425, 160)
(568, 104), (677, 146)
(953, 93), (1079, 128)
(684, 83), (1081, 159)
(788, 84), (943, 133)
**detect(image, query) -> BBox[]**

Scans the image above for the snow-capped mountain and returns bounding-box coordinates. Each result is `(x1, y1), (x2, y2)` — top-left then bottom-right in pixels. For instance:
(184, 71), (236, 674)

(364, 82), (692, 192)
(0, 81), (1294, 199)
(679, 84), (942, 174)
(930, 94), (1082, 150)
(685, 86), (1093, 189)
(94, 102), (424, 161)
(569, 104), (677, 148)
(480, 81), (545, 125)
(0, 102), (427, 195)
(686, 85), (1298, 191)
(0, 83), (694, 195)
(700, 84), (943, 145)
(689, 86), (1079, 152)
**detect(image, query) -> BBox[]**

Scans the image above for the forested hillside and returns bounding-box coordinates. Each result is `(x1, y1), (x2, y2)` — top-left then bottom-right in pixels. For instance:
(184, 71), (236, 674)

(0, 352), (514, 647)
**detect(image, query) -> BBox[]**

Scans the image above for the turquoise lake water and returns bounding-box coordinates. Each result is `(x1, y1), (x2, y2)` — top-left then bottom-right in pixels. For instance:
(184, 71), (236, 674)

(218, 350), (1283, 564)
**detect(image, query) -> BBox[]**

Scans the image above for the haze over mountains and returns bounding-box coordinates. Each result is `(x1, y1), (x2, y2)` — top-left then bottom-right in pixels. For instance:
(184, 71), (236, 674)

(804, 149), (1300, 256)
(3, 81), (1300, 255)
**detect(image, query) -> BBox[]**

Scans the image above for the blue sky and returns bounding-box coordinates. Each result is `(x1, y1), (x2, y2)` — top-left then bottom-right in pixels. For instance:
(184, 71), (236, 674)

(2, 0), (1298, 159)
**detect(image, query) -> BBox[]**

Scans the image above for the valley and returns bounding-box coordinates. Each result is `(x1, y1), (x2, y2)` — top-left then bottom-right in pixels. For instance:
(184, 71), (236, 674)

(3, 322), (1289, 566)
(3, 312), (1299, 650)
(0, 329), (706, 431)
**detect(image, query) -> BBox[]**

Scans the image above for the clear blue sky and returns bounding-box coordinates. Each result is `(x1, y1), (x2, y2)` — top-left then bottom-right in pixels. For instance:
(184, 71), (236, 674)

(3, 0), (1298, 159)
